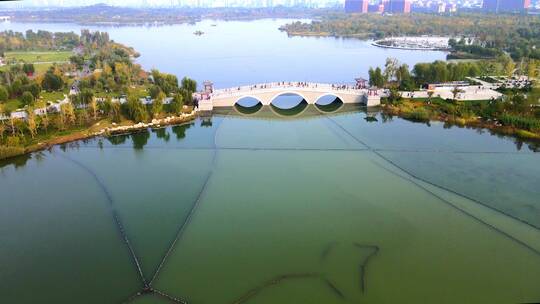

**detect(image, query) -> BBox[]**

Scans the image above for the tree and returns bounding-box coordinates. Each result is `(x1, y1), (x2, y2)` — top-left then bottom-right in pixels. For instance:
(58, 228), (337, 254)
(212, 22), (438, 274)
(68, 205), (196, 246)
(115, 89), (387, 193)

(89, 97), (98, 120)
(22, 82), (41, 99)
(181, 77), (197, 93)
(427, 90), (435, 103)
(42, 70), (64, 91)
(152, 91), (165, 118)
(21, 91), (34, 106)
(79, 89), (94, 107)
(397, 64), (415, 90)
(170, 93), (184, 115)
(179, 88), (193, 106)
(123, 95), (147, 122)
(368, 67), (385, 88)
(26, 107), (38, 139)
(387, 87), (402, 105)
(60, 102), (76, 129)
(148, 85), (162, 99)
(41, 114), (49, 134)
(452, 86), (463, 102)
(0, 122), (5, 140)
(69, 55), (85, 69)
(22, 63), (35, 75)
(499, 54), (516, 77)
(383, 58), (399, 83)
(0, 86), (8, 102)
(527, 60), (538, 79)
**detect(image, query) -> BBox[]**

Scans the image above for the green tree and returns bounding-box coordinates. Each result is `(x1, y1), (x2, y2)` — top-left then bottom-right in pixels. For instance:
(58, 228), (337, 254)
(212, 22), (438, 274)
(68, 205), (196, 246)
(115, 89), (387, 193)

(368, 67), (385, 88)
(427, 90), (435, 103)
(42, 70), (64, 91)
(22, 63), (35, 75)
(20, 91), (34, 106)
(181, 77), (197, 93)
(0, 86), (8, 102)
(383, 58), (399, 83)
(123, 95), (148, 122)
(179, 88), (194, 106)
(152, 91), (165, 118)
(170, 93), (184, 115)
(69, 55), (85, 69)
(148, 85), (162, 99)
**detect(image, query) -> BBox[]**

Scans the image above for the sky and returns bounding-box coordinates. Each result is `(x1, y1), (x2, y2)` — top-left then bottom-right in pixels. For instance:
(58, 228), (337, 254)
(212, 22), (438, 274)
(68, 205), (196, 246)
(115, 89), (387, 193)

(0, 0), (347, 8)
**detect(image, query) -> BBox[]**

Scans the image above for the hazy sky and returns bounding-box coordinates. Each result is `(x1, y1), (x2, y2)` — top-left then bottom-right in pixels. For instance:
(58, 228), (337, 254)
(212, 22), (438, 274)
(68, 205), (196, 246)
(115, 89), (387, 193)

(0, 0), (347, 8)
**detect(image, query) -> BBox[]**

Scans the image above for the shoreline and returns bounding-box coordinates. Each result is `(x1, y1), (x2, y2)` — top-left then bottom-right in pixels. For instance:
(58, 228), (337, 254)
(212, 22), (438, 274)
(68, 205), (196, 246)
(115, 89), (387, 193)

(1, 112), (197, 162)
(381, 104), (540, 144)
(371, 41), (450, 51)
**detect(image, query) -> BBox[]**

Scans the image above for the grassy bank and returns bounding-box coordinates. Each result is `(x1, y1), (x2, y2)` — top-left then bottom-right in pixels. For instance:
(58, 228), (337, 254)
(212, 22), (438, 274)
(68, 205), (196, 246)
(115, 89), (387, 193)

(0, 110), (197, 161)
(382, 97), (540, 141)
(4, 51), (72, 63)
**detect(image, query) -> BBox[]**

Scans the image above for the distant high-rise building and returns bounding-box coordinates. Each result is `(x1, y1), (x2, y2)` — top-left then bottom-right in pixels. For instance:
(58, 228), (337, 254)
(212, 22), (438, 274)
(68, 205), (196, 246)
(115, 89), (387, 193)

(385, 0), (411, 13)
(344, 0), (369, 13)
(437, 2), (446, 13)
(482, 0), (530, 13)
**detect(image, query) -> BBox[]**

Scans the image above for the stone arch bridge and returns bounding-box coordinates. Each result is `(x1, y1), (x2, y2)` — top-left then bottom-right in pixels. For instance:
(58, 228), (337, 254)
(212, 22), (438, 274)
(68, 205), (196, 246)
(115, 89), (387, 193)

(198, 82), (381, 111)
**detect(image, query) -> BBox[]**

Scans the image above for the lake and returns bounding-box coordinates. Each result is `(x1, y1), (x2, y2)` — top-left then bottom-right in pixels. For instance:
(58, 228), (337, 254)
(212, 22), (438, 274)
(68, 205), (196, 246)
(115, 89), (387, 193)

(0, 19), (447, 88)
(1, 19), (540, 304)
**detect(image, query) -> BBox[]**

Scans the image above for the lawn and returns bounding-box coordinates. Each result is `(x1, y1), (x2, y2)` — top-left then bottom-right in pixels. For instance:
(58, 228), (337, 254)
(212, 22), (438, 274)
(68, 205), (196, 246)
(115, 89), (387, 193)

(40, 90), (67, 103)
(4, 51), (72, 63)
(1, 99), (23, 113)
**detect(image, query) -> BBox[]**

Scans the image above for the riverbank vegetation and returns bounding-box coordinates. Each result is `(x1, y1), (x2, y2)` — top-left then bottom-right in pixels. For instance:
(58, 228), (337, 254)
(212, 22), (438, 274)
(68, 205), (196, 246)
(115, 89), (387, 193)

(371, 57), (540, 142)
(281, 13), (540, 61)
(368, 56), (535, 91)
(0, 30), (198, 160)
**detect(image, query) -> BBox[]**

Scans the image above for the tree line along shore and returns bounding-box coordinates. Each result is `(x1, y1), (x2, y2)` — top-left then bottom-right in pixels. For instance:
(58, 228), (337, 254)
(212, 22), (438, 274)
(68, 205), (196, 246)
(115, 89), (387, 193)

(280, 13), (540, 61)
(367, 57), (540, 148)
(0, 29), (199, 161)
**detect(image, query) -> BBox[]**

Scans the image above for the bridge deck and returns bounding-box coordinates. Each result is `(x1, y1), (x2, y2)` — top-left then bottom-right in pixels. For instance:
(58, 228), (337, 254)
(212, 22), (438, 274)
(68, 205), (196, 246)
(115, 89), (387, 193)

(198, 82), (381, 110)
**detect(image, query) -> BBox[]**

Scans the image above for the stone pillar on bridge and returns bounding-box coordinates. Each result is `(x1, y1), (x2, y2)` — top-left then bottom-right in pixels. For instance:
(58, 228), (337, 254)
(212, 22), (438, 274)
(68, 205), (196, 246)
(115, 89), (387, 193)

(364, 87), (381, 107)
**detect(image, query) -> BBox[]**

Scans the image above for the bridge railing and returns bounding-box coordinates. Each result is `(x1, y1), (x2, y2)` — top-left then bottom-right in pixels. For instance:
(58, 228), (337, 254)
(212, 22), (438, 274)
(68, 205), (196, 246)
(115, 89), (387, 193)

(210, 82), (367, 99)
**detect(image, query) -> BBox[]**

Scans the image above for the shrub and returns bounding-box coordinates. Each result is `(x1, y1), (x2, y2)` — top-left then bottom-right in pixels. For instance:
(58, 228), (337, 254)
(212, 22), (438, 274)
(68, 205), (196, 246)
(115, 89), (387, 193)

(0, 145), (25, 160)
(499, 114), (540, 131)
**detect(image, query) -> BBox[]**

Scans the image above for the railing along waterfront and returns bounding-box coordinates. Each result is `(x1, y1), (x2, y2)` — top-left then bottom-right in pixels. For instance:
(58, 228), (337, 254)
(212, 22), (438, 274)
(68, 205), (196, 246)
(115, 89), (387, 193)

(210, 82), (367, 98)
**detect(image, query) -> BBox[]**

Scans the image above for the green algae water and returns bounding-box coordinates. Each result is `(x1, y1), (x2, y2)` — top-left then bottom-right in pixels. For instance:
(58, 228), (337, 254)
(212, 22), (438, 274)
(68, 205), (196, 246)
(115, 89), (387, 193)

(1, 104), (540, 304)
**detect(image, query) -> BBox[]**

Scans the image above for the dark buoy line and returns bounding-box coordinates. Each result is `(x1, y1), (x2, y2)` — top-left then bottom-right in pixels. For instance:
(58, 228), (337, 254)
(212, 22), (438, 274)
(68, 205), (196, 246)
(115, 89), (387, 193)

(149, 114), (227, 286)
(321, 241), (338, 261)
(324, 278), (346, 299)
(323, 115), (540, 256)
(354, 243), (380, 293)
(371, 159), (540, 257)
(153, 289), (188, 304)
(231, 273), (321, 304)
(59, 154), (148, 287)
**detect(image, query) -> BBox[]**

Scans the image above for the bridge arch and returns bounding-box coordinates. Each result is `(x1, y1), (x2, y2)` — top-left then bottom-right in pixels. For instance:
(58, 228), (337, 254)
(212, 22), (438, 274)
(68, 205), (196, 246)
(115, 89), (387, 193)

(314, 93), (342, 104)
(233, 95), (264, 106)
(268, 91), (310, 107)
(314, 93), (344, 113)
